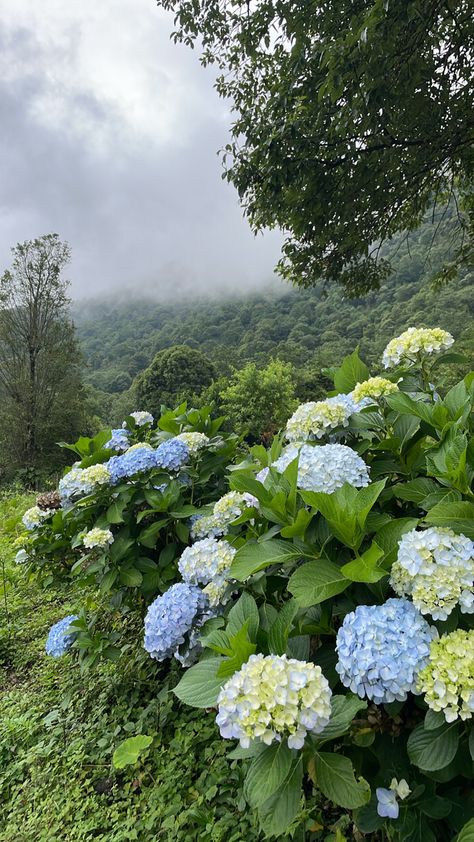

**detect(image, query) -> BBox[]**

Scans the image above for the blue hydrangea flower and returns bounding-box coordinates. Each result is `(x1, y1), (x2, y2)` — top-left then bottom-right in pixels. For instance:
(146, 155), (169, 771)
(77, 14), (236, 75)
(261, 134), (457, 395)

(107, 445), (158, 483)
(105, 428), (131, 451)
(45, 615), (78, 657)
(155, 438), (189, 470)
(376, 788), (399, 819)
(335, 598), (437, 703)
(143, 583), (208, 661)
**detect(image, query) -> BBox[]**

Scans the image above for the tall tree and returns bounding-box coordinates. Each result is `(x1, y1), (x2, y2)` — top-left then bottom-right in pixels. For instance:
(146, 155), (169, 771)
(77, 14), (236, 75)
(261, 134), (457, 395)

(0, 234), (86, 478)
(219, 359), (297, 441)
(134, 344), (216, 415)
(158, 0), (474, 294)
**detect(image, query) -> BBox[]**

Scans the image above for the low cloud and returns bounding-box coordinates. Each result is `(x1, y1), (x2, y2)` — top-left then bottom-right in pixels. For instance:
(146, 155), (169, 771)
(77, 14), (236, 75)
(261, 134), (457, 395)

(0, 0), (283, 299)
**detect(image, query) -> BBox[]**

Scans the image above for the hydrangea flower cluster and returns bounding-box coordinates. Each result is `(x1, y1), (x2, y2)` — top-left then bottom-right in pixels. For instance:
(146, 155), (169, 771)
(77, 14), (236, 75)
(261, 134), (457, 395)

(125, 411), (154, 427)
(155, 438), (189, 470)
(45, 615), (79, 657)
(376, 779), (411, 820)
(22, 505), (54, 530)
(176, 432), (210, 454)
(417, 630), (474, 722)
(336, 598), (437, 703)
(107, 445), (159, 483)
(390, 527), (474, 620)
(272, 444), (370, 494)
(105, 428), (131, 451)
(285, 394), (358, 442)
(178, 537), (236, 605)
(143, 582), (209, 661)
(83, 527), (114, 549)
(190, 492), (259, 539)
(59, 464), (111, 507)
(351, 376), (399, 405)
(382, 327), (454, 368)
(216, 654), (332, 749)
(15, 549), (29, 564)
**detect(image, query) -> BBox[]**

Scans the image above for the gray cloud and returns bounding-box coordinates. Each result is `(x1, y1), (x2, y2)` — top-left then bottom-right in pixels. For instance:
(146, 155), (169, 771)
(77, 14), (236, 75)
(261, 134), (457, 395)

(0, 0), (283, 299)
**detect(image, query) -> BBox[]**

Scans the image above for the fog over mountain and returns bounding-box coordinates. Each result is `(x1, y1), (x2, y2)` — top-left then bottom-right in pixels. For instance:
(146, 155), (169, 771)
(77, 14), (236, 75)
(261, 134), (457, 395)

(0, 0), (283, 299)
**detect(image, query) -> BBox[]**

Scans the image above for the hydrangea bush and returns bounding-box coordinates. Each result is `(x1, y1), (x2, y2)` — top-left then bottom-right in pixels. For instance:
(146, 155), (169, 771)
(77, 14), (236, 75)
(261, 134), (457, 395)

(21, 330), (474, 840)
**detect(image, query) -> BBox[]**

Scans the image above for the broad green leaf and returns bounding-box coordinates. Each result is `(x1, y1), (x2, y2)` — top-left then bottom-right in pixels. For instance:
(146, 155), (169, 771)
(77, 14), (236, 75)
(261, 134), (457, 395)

(301, 481), (385, 549)
(386, 392), (448, 429)
(312, 752), (370, 809)
(268, 599), (298, 655)
(333, 350), (370, 393)
(407, 722), (459, 771)
(340, 542), (386, 583)
(257, 758), (303, 838)
(316, 695), (367, 744)
(243, 742), (293, 808)
(100, 568), (118, 592)
(173, 659), (225, 708)
(425, 501), (474, 538)
(217, 623), (256, 679)
(375, 517), (419, 566)
(288, 559), (349, 607)
(119, 566), (143, 587)
(226, 592), (259, 640)
(424, 709), (446, 731)
(455, 820), (474, 842)
(230, 539), (302, 581)
(112, 735), (152, 769)
(393, 478), (440, 504)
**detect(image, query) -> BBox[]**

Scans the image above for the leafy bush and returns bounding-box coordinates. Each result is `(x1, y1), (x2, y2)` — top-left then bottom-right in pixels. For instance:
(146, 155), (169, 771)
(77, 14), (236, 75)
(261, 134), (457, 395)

(20, 327), (474, 840)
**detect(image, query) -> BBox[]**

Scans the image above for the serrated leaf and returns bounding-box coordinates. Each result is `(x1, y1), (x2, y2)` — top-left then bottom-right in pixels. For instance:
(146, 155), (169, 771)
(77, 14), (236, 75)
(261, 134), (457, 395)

(424, 501), (474, 538)
(257, 759), (303, 838)
(407, 722), (459, 771)
(288, 559), (349, 607)
(230, 539), (302, 581)
(312, 752), (370, 809)
(341, 542), (386, 583)
(333, 350), (370, 393)
(316, 695), (367, 744)
(244, 742), (294, 808)
(227, 592), (259, 640)
(173, 659), (224, 708)
(268, 599), (298, 655)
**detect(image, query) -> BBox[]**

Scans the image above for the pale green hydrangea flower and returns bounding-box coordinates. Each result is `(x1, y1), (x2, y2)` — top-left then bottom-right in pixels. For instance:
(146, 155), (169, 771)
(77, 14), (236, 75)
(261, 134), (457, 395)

(382, 327), (454, 368)
(83, 527), (114, 549)
(417, 630), (474, 722)
(351, 376), (399, 404)
(176, 432), (210, 454)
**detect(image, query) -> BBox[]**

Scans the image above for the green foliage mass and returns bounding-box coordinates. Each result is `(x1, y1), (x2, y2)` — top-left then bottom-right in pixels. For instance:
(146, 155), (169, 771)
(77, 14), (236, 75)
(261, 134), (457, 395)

(75, 217), (474, 426)
(218, 359), (297, 441)
(135, 344), (217, 418)
(157, 0), (473, 292)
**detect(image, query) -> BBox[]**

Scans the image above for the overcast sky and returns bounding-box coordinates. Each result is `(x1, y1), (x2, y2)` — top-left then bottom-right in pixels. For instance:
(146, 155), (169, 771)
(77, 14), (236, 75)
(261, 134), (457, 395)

(0, 0), (283, 299)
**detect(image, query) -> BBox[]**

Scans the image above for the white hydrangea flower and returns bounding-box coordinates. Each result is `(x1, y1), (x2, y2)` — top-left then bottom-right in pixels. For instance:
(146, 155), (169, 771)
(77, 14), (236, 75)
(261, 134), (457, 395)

(125, 411), (154, 427)
(382, 328), (454, 368)
(83, 527), (114, 549)
(272, 443), (370, 494)
(191, 492), (259, 539)
(417, 630), (474, 722)
(22, 506), (54, 530)
(351, 376), (399, 404)
(15, 549), (29, 564)
(390, 527), (474, 620)
(203, 576), (232, 607)
(390, 778), (411, 800)
(216, 654), (332, 749)
(176, 432), (210, 454)
(178, 537), (236, 586)
(285, 394), (357, 442)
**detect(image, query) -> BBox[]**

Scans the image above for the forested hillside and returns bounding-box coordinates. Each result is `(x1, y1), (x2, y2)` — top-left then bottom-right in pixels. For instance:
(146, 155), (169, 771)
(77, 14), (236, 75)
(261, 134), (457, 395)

(75, 212), (474, 419)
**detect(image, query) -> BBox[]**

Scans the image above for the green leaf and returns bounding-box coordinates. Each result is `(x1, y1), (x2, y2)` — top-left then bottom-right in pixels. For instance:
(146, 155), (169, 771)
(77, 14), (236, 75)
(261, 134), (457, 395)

(333, 350), (370, 393)
(340, 542), (386, 583)
(173, 659), (225, 708)
(374, 517), (419, 566)
(112, 735), (153, 769)
(268, 599), (298, 655)
(470, 729), (474, 762)
(243, 742), (294, 808)
(393, 478), (440, 504)
(230, 539), (302, 581)
(226, 592), (259, 641)
(316, 695), (367, 744)
(100, 568), (118, 592)
(301, 480), (386, 549)
(288, 559), (349, 607)
(424, 709), (446, 731)
(106, 500), (126, 524)
(119, 566), (143, 587)
(312, 752), (370, 809)
(455, 820), (474, 842)
(217, 623), (256, 679)
(257, 758), (303, 838)
(407, 722), (459, 771)
(425, 501), (474, 538)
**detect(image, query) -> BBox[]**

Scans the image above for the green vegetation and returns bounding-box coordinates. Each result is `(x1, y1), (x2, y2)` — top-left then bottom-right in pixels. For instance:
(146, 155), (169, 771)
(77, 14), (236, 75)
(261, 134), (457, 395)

(157, 0), (473, 292)
(135, 345), (217, 419)
(0, 491), (263, 842)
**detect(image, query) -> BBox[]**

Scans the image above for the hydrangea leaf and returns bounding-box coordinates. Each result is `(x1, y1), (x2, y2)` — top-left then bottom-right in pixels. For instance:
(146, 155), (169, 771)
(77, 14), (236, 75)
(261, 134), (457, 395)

(112, 735), (153, 770)
(424, 501), (474, 538)
(226, 592), (260, 640)
(340, 542), (386, 583)
(455, 819), (474, 842)
(257, 758), (303, 838)
(230, 539), (302, 581)
(333, 350), (370, 394)
(173, 658), (225, 708)
(288, 559), (349, 607)
(243, 742), (294, 808)
(311, 752), (370, 809)
(407, 722), (459, 771)
(315, 695), (367, 745)
(268, 599), (299, 656)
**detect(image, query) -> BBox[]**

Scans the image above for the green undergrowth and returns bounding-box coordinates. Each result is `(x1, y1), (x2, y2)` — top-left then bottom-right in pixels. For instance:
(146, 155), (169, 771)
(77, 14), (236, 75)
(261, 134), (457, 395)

(0, 492), (265, 842)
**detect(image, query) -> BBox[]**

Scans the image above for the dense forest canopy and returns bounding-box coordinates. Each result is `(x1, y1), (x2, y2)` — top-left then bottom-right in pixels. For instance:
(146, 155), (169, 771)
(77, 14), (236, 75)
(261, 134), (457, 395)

(75, 211), (473, 420)
(156, 0), (474, 294)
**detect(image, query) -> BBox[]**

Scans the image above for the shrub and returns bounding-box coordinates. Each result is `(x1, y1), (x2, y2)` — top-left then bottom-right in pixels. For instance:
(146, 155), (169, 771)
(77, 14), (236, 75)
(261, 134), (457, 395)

(21, 328), (474, 840)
